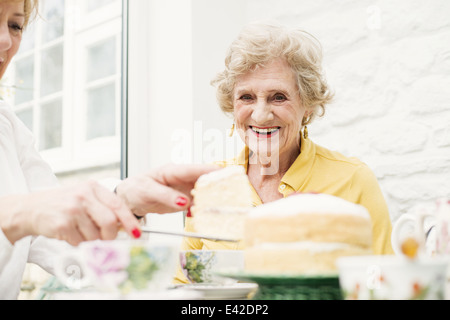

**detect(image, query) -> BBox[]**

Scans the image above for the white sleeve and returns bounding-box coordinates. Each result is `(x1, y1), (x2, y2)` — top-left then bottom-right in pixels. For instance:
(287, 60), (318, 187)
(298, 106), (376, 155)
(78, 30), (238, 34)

(0, 228), (14, 274)
(0, 104), (61, 272)
(13, 113), (59, 192)
(0, 103), (59, 193)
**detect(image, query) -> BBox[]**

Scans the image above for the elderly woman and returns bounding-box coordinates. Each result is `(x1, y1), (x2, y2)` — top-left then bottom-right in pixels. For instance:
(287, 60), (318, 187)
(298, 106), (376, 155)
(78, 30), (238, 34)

(0, 0), (218, 299)
(174, 22), (393, 283)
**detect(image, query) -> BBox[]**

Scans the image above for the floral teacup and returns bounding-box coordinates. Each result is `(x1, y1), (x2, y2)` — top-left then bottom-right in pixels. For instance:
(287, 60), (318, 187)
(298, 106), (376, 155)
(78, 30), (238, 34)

(337, 255), (448, 300)
(179, 250), (244, 284)
(54, 240), (177, 294)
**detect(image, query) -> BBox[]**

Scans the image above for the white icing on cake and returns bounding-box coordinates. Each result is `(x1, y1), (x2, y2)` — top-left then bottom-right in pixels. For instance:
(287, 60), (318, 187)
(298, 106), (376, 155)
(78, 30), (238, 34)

(194, 166), (246, 187)
(252, 241), (354, 253)
(248, 193), (370, 219)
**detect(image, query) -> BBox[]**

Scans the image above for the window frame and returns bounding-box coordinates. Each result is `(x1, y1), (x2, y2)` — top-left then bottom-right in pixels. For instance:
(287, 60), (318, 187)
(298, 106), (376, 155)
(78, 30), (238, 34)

(6, 0), (124, 175)
(120, 0), (129, 179)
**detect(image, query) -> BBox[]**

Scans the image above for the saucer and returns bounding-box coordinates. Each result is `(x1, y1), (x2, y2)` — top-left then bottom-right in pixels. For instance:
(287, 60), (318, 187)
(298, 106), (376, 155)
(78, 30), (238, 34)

(179, 283), (258, 300)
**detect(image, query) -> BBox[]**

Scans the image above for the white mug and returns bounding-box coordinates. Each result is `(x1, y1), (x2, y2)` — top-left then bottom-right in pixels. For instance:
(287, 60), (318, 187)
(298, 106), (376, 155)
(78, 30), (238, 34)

(392, 199), (450, 257)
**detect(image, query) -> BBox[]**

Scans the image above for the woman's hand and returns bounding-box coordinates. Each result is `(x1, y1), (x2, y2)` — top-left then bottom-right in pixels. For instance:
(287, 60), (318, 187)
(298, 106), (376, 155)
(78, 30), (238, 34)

(0, 181), (142, 246)
(115, 164), (220, 217)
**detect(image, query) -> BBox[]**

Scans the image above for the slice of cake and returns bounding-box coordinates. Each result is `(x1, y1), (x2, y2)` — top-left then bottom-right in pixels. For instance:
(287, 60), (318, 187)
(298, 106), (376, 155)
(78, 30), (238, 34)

(244, 193), (373, 275)
(190, 166), (253, 239)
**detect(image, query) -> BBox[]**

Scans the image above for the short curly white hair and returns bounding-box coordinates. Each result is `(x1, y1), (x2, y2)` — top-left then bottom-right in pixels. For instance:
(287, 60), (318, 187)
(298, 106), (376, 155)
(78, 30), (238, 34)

(211, 22), (334, 125)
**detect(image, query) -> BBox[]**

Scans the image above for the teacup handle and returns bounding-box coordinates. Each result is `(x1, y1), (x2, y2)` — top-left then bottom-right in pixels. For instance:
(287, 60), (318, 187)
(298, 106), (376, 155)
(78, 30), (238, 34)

(54, 252), (91, 290)
(391, 213), (433, 256)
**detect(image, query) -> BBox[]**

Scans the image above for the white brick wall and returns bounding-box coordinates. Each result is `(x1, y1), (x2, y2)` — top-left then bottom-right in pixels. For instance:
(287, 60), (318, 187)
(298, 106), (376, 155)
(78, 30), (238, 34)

(241, 0), (450, 222)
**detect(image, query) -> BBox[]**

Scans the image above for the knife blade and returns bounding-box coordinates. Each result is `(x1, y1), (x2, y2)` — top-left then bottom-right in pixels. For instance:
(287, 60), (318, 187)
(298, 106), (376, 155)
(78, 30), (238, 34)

(141, 227), (239, 243)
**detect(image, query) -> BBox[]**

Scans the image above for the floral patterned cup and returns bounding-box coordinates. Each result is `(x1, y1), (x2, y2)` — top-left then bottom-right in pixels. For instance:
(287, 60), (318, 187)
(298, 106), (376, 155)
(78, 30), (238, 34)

(337, 255), (448, 300)
(179, 250), (244, 284)
(54, 240), (177, 294)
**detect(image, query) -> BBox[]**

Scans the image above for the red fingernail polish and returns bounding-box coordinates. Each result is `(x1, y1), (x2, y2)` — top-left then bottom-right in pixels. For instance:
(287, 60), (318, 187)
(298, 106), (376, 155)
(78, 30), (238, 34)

(132, 228), (141, 239)
(175, 197), (188, 207)
(186, 207), (192, 218)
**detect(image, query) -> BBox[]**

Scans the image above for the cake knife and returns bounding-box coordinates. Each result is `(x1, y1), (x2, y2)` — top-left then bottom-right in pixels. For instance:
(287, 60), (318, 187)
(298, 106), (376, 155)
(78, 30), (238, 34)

(141, 227), (239, 243)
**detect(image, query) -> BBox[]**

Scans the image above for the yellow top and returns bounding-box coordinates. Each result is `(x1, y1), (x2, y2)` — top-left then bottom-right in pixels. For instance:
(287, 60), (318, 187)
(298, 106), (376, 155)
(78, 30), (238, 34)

(173, 136), (394, 284)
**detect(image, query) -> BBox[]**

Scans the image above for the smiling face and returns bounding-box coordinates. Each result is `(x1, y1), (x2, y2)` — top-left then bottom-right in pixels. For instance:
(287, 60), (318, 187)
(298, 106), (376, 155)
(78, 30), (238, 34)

(0, 0), (25, 80)
(233, 58), (308, 166)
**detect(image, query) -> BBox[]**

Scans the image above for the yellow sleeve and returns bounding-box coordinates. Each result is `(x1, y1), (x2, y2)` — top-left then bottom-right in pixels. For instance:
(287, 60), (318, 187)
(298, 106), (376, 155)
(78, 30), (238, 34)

(352, 164), (394, 255)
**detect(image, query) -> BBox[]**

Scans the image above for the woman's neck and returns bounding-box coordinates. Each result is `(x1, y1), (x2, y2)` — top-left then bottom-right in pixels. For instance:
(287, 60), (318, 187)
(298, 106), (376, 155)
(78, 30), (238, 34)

(248, 145), (300, 181)
(247, 148), (299, 204)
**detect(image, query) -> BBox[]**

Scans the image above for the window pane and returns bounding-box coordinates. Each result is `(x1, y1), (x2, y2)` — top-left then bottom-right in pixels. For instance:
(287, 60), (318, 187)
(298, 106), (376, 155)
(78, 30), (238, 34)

(18, 26), (35, 54)
(86, 84), (115, 140)
(39, 100), (62, 151)
(40, 44), (64, 97)
(17, 108), (34, 131)
(87, 37), (116, 82)
(42, 0), (65, 43)
(87, 0), (115, 12)
(15, 56), (34, 104)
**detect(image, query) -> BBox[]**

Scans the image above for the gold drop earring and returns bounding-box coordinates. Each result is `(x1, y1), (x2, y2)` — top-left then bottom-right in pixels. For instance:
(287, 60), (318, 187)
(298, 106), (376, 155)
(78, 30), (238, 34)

(303, 126), (309, 139)
(229, 123), (235, 137)
(302, 114), (311, 140)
